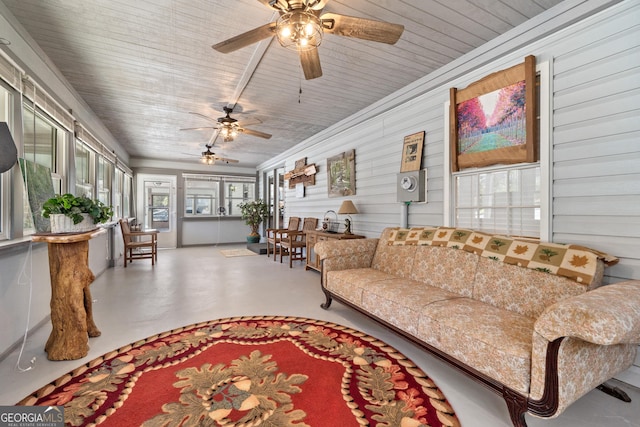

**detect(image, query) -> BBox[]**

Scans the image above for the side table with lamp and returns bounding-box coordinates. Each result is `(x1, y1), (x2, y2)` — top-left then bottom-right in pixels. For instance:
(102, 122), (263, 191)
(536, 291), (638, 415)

(307, 200), (364, 272)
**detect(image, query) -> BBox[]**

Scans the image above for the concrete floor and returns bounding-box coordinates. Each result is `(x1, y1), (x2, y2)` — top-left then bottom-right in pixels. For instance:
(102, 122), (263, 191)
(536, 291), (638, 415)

(1, 244), (639, 426)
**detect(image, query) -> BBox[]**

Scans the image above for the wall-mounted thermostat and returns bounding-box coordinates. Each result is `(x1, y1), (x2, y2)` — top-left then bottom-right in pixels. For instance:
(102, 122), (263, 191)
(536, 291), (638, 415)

(397, 170), (426, 202)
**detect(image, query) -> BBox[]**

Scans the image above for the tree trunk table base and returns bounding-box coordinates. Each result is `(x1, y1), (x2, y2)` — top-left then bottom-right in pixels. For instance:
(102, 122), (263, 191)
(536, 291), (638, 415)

(33, 229), (105, 361)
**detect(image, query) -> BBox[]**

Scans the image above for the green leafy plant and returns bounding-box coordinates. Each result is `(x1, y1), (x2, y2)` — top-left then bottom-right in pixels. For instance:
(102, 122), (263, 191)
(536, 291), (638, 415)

(42, 193), (113, 225)
(238, 199), (269, 236)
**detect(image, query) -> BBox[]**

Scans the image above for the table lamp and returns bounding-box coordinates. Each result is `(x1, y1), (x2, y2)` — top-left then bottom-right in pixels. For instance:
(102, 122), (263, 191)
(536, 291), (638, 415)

(338, 200), (359, 235)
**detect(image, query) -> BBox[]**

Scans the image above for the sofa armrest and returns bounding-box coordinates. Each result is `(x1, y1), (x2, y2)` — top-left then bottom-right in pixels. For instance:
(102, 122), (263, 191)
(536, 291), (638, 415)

(535, 280), (640, 345)
(315, 238), (379, 269)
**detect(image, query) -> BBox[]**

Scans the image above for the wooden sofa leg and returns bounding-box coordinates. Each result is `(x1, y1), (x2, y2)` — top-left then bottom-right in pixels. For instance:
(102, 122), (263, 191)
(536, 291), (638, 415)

(503, 388), (529, 427)
(320, 289), (333, 309)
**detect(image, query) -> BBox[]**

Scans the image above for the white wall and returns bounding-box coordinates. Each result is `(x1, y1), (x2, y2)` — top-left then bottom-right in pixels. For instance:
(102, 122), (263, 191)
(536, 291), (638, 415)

(257, 0), (640, 385)
(182, 219), (249, 245)
(259, 0), (640, 281)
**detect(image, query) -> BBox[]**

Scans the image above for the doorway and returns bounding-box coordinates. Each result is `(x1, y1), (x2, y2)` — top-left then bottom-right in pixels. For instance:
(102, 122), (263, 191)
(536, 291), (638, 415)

(266, 168), (285, 230)
(136, 174), (177, 248)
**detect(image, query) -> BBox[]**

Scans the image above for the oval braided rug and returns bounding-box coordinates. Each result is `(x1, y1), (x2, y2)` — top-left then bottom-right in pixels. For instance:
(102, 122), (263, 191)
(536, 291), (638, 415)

(19, 316), (460, 427)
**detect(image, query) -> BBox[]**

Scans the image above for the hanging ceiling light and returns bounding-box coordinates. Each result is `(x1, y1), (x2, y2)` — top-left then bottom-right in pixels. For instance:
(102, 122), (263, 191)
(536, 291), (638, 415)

(201, 153), (215, 165)
(276, 10), (323, 51)
(219, 124), (239, 141)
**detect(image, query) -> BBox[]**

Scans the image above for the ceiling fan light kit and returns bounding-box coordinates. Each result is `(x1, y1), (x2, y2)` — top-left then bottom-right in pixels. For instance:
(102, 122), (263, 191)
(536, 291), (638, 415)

(276, 10), (323, 50)
(220, 125), (238, 140)
(199, 146), (239, 166)
(212, 0), (404, 80)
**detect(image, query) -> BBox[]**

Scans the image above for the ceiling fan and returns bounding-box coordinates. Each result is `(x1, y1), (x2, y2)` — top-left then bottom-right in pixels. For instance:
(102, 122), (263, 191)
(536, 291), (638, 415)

(199, 145), (239, 165)
(181, 107), (272, 142)
(212, 0), (404, 80)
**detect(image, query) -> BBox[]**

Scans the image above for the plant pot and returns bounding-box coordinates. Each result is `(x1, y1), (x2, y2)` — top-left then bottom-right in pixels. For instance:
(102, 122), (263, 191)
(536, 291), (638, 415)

(49, 213), (95, 233)
(246, 235), (260, 244)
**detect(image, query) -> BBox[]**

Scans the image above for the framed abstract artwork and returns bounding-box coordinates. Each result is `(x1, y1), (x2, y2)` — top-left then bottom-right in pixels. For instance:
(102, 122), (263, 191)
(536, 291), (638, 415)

(450, 55), (537, 171)
(327, 149), (355, 198)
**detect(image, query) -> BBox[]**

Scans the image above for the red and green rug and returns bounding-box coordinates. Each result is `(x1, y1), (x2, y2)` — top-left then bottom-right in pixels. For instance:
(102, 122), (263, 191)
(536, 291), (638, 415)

(19, 316), (460, 426)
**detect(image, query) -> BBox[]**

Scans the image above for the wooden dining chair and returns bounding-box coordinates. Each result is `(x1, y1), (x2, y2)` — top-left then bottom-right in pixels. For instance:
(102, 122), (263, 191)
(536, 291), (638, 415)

(279, 217), (318, 268)
(119, 219), (158, 267)
(266, 217), (301, 262)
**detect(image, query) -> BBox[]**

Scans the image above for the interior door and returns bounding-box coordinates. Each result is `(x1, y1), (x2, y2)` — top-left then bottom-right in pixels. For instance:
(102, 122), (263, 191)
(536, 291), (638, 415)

(136, 173), (177, 248)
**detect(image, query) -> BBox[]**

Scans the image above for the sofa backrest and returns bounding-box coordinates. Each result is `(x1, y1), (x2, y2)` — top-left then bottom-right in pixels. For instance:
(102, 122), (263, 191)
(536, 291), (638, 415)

(372, 227), (607, 319)
(410, 246), (479, 297)
(472, 256), (603, 318)
(371, 228), (417, 278)
(372, 228), (479, 297)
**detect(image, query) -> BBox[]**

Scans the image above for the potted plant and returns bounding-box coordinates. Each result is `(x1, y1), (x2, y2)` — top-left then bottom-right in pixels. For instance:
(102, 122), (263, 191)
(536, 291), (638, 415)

(42, 193), (113, 233)
(238, 199), (269, 243)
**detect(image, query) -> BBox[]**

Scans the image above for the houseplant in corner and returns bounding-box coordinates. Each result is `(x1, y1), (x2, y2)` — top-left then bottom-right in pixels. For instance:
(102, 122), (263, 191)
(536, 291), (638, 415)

(238, 199), (269, 243)
(42, 193), (113, 233)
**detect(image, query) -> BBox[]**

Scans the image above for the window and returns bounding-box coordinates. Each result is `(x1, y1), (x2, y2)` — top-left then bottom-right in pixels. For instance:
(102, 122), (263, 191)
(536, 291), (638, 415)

(185, 178), (219, 216)
(122, 173), (132, 218)
(113, 168), (123, 218)
(75, 140), (95, 198)
(22, 104), (67, 234)
(455, 165), (540, 237)
(224, 180), (255, 216)
(451, 63), (548, 239)
(183, 175), (256, 217)
(97, 157), (112, 206)
(0, 83), (12, 240)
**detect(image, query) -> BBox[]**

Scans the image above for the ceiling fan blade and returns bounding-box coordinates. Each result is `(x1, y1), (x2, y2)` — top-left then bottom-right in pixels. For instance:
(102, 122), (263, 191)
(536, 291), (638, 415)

(321, 13), (404, 45)
(305, 0), (329, 10)
(212, 22), (277, 53)
(215, 156), (239, 164)
(242, 128), (272, 139)
(180, 126), (217, 131)
(188, 112), (218, 124)
(299, 47), (322, 80)
(257, 0), (288, 11)
(237, 118), (263, 127)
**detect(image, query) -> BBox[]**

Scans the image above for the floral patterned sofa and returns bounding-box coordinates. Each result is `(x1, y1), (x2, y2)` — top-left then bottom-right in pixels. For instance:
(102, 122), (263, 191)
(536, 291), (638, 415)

(315, 226), (640, 427)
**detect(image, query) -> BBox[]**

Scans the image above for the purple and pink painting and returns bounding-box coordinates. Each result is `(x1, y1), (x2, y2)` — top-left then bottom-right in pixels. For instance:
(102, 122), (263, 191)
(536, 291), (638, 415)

(457, 80), (526, 155)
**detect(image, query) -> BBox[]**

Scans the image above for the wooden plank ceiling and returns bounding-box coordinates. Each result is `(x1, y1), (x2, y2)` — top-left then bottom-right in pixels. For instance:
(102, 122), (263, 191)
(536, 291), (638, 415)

(2, 0), (562, 167)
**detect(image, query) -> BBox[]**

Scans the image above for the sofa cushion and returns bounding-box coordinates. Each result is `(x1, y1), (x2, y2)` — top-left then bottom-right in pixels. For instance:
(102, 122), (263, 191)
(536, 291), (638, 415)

(410, 246), (479, 297)
(371, 244), (417, 278)
(472, 257), (588, 319)
(371, 229), (417, 278)
(360, 279), (464, 336)
(417, 298), (535, 394)
(325, 268), (397, 305)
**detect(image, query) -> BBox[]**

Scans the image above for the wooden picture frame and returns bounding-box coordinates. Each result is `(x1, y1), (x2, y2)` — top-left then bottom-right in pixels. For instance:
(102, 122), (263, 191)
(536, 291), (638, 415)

(400, 131), (425, 172)
(327, 149), (355, 198)
(450, 55), (537, 171)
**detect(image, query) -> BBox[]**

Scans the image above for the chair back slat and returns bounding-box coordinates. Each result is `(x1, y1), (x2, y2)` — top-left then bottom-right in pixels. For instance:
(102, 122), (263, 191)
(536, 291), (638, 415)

(119, 219), (132, 243)
(302, 217), (318, 231)
(288, 217), (301, 231)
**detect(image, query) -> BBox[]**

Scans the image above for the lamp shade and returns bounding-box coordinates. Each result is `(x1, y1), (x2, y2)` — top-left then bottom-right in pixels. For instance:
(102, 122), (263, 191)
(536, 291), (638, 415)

(338, 200), (358, 215)
(0, 122), (17, 173)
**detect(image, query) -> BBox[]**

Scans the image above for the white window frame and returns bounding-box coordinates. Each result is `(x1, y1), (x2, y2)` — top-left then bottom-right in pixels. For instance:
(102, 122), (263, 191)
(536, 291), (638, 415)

(445, 60), (551, 240)
(21, 104), (69, 235)
(0, 81), (13, 240)
(183, 174), (256, 217)
(75, 140), (96, 198)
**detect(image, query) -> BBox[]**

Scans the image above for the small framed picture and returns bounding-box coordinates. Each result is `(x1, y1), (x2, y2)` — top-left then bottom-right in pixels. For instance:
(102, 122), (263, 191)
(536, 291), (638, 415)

(400, 131), (425, 172)
(327, 149), (356, 198)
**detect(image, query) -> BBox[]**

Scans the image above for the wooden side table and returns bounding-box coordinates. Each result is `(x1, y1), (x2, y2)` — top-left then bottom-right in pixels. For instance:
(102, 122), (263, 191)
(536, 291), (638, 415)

(32, 228), (106, 360)
(305, 230), (365, 272)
